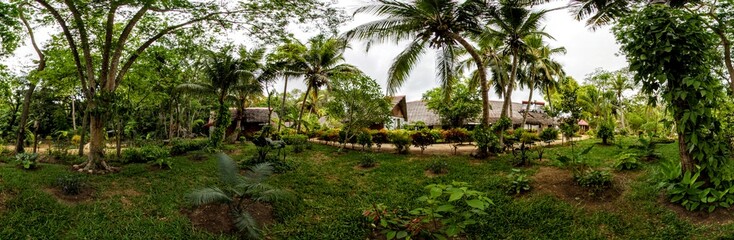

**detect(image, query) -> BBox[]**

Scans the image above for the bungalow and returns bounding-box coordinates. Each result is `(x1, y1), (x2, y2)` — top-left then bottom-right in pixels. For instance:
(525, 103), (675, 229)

(405, 100), (557, 130)
(378, 95), (408, 130)
(206, 107), (278, 139)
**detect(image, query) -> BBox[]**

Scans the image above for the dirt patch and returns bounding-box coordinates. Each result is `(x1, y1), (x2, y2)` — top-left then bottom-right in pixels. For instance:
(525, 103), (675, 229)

(353, 163), (380, 171)
(43, 187), (95, 205)
(0, 191), (9, 212)
(660, 194), (734, 225)
(183, 200), (274, 234)
(425, 169), (447, 178)
(310, 152), (330, 165)
(530, 167), (627, 210)
(103, 188), (143, 198)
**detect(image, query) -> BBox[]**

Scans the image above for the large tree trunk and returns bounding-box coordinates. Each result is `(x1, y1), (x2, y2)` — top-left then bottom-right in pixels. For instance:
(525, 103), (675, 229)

(72, 97), (77, 130)
(296, 84), (312, 133)
(521, 85), (534, 128)
(15, 83), (36, 153)
(82, 114), (111, 171)
(679, 133), (694, 174)
(723, 40), (734, 93)
(78, 107), (88, 156)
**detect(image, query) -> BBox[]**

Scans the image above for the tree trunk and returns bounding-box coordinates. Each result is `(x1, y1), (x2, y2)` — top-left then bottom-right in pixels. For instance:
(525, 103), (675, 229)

(296, 84), (312, 133)
(679, 133), (694, 174)
(32, 120), (39, 153)
(78, 107), (88, 156)
(4, 97), (21, 138)
(618, 93), (627, 130)
(116, 117), (122, 158)
(521, 83), (535, 128)
(450, 34), (490, 127)
(724, 40), (734, 93)
(83, 114), (111, 171)
(72, 97), (77, 131)
(15, 83), (36, 153)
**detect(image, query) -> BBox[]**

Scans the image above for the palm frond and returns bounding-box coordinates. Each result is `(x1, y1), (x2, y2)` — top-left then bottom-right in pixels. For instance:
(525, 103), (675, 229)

(244, 163), (274, 180)
(216, 153), (242, 187)
(187, 187), (232, 206)
(232, 210), (262, 239)
(254, 189), (291, 203)
(387, 38), (428, 95)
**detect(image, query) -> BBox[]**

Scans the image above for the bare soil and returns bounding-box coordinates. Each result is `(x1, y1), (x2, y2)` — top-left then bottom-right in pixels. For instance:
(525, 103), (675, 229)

(353, 163), (380, 171)
(530, 166), (631, 210)
(183, 200), (274, 234)
(43, 187), (95, 205)
(425, 169), (447, 178)
(0, 191), (10, 212)
(660, 194), (734, 225)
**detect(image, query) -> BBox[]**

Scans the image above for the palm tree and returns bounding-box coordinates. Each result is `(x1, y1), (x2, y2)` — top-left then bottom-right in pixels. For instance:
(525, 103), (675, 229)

(485, 0), (552, 125)
(343, 0), (497, 129)
(268, 40), (307, 132)
(519, 35), (565, 127)
(288, 35), (360, 133)
(608, 71), (634, 130)
(229, 47), (275, 142)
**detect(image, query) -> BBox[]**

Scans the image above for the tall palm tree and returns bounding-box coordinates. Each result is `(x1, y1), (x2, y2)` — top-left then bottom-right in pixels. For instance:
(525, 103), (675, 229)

(229, 47), (275, 141)
(288, 35), (360, 133)
(519, 35), (565, 127)
(608, 71), (634, 130)
(485, 0), (552, 125)
(268, 40), (306, 132)
(343, 0), (497, 129)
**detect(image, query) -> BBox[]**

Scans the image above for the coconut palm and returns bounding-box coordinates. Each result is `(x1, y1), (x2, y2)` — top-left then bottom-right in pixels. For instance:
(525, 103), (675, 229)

(607, 71), (634, 130)
(188, 153), (290, 239)
(288, 35), (360, 133)
(519, 35), (565, 127)
(484, 0), (552, 123)
(343, 0), (497, 129)
(268, 40), (307, 132)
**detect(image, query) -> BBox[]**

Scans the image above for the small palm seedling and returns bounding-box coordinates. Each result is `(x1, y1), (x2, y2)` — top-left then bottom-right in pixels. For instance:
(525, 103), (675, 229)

(188, 153), (290, 239)
(506, 169), (531, 195)
(15, 152), (39, 169)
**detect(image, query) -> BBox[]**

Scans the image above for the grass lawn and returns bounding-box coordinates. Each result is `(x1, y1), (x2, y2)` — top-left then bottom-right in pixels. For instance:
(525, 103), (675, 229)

(2, 137), (734, 239)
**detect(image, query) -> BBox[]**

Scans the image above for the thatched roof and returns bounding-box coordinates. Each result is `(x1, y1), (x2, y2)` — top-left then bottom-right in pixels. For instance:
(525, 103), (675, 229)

(406, 100), (557, 127)
(242, 107), (277, 123)
(389, 95), (408, 121)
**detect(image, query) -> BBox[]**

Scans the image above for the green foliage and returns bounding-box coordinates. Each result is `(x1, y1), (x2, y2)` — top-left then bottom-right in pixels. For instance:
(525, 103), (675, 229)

(121, 146), (170, 164)
(363, 182), (492, 239)
(411, 130), (437, 154)
(359, 154), (378, 168)
(153, 158), (173, 170)
(472, 126), (500, 158)
(422, 81), (482, 128)
(557, 145), (594, 177)
(55, 175), (85, 196)
(371, 129), (389, 150)
(170, 139), (209, 156)
(14, 152), (38, 170)
(539, 128), (559, 143)
(282, 134), (309, 153)
(356, 131), (373, 150)
(188, 153), (291, 239)
(326, 74), (391, 149)
(506, 169), (531, 195)
(443, 128), (472, 155)
(596, 122), (615, 145)
(615, 5), (729, 186)
(614, 153), (641, 171)
(574, 169), (613, 193)
(427, 160), (449, 174)
(388, 130), (412, 154)
(47, 148), (82, 165)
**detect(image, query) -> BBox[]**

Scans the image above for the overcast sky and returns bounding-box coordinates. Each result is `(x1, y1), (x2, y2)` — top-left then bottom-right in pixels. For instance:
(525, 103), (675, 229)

(3, 0), (628, 103)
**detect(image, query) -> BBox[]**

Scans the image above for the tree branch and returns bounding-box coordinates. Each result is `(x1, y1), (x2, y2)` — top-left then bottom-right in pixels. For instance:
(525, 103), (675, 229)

(63, 0), (96, 93)
(34, 0), (88, 96)
(107, 4), (150, 89)
(18, 5), (45, 71)
(100, 2), (119, 89)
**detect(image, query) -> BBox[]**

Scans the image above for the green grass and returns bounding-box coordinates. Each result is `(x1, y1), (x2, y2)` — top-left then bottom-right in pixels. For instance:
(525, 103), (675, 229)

(1, 137), (734, 239)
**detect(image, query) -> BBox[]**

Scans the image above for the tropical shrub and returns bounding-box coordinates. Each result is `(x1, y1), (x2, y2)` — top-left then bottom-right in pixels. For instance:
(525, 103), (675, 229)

(153, 158), (173, 170)
(371, 129), (389, 150)
(56, 175), (85, 195)
(472, 126), (500, 158)
(443, 128), (472, 155)
(411, 130), (437, 154)
(539, 128), (558, 143)
(506, 169), (531, 195)
(71, 135), (82, 145)
(513, 130), (539, 166)
(121, 145), (170, 164)
(15, 152), (39, 169)
(170, 139), (209, 156)
(282, 134), (308, 153)
(48, 148), (82, 164)
(388, 130), (412, 154)
(614, 153), (641, 171)
(356, 131), (373, 150)
(427, 160), (448, 174)
(575, 169), (613, 193)
(359, 154), (378, 168)
(596, 122), (615, 145)
(363, 182), (492, 239)
(188, 153), (291, 239)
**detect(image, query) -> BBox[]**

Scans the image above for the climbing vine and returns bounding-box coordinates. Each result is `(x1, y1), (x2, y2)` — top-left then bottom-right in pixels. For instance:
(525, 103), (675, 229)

(615, 6), (730, 185)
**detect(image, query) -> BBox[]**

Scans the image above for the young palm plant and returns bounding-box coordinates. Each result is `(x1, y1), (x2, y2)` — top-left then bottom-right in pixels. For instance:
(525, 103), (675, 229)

(188, 153), (290, 239)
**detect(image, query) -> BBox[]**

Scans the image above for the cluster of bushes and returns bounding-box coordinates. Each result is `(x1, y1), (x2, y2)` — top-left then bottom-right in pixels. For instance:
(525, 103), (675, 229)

(281, 134), (309, 153)
(313, 127), (487, 154)
(121, 145), (170, 164)
(170, 139), (209, 156)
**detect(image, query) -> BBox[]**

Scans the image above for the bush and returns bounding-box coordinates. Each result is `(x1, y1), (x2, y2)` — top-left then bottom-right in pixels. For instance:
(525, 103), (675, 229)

(472, 126), (500, 158)
(282, 134), (309, 153)
(614, 153), (641, 171)
(506, 168), (531, 195)
(444, 128), (472, 155)
(388, 130), (412, 154)
(153, 158), (173, 170)
(71, 135), (82, 145)
(539, 128), (558, 143)
(411, 130), (437, 154)
(15, 152), (39, 169)
(356, 131), (373, 150)
(121, 145), (170, 164)
(427, 160), (448, 174)
(245, 152), (294, 174)
(56, 175), (85, 195)
(596, 123), (615, 145)
(170, 139), (209, 156)
(48, 149), (82, 164)
(371, 129), (389, 150)
(359, 154), (378, 168)
(574, 169), (613, 193)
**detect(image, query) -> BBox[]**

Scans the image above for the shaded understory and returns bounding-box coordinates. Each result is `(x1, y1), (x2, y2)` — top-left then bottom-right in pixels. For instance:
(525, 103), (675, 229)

(2, 137), (734, 239)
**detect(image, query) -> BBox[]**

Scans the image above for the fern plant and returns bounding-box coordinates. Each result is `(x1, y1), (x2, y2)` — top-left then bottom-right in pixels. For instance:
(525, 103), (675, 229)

(188, 153), (290, 239)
